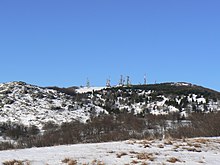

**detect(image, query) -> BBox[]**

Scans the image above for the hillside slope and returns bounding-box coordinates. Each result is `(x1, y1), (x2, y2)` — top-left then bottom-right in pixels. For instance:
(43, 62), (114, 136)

(0, 82), (107, 128)
(0, 81), (220, 128)
(89, 82), (220, 116)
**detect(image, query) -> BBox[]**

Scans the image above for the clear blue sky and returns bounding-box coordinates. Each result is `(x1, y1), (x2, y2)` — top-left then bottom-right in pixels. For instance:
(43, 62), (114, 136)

(0, 1), (220, 91)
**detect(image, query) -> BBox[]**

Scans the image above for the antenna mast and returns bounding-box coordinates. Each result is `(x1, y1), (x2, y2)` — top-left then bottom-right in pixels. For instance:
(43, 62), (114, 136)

(126, 76), (131, 86)
(144, 74), (147, 85)
(119, 75), (124, 86)
(86, 78), (90, 88)
(106, 77), (111, 87)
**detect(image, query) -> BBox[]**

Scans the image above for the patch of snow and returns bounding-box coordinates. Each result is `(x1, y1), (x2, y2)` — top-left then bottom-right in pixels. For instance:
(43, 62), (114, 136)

(168, 106), (179, 112)
(173, 82), (193, 86)
(197, 98), (206, 104)
(76, 87), (105, 93)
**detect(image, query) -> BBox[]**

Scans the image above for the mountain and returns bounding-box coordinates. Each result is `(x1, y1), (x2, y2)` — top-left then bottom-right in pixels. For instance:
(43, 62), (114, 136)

(88, 82), (220, 117)
(0, 81), (107, 128)
(0, 81), (220, 129)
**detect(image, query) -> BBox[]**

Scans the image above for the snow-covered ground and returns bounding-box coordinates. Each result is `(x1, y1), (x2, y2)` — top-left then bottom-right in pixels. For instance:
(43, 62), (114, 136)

(76, 87), (105, 93)
(0, 137), (220, 165)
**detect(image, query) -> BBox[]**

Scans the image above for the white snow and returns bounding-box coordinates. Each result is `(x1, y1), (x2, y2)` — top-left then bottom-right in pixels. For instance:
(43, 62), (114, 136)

(168, 105), (179, 112)
(173, 82), (192, 86)
(197, 98), (206, 104)
(0, 137), (220, 165)
(76, 87), (105, 93)
(187, 94), (206, 104)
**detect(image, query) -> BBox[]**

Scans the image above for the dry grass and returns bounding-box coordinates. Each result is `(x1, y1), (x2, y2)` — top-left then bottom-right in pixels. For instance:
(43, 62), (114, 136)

(116, 152), (128, 158)
(192, 139), (210, 144)
(137, 153), (154, 161)
(68, 160), (78, 165)
(3, 160), (23, 165)
(141, 162), (148, 165)
(126, 140), (136, 145)
(182, 146), (201, 152)
(130, 151), (139, 154)
(130, 160), (140, 164)
(173, 144), (180, 149)
(136, 140), (152, 148)
(62, 158), (77, 165)
(62, 158), (71, 163)
(91, 159), (105, 165)
(193, 143), (202, 148)
(164, 140), (173, 145)
(138, 140), (152, 145)
(167, 157), (181, 163)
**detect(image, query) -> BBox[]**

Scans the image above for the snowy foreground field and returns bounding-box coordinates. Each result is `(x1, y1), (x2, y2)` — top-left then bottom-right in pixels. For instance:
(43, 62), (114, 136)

(0, 137), (220, 165)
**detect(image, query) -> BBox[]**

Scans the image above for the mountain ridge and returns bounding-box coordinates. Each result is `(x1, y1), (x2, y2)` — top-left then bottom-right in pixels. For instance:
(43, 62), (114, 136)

(0, 81), (219, 128)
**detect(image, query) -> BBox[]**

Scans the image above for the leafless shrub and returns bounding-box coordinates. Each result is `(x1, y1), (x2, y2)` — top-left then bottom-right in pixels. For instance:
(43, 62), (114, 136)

(168, 112), (220, 138)
(0, 142), (15, 151)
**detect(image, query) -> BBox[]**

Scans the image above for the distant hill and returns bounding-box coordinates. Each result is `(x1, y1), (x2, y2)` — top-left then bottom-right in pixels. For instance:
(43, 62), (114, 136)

(0, 81), (107, 128)
(88, 82), (220, 116)
(0, 81), (219, 129)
